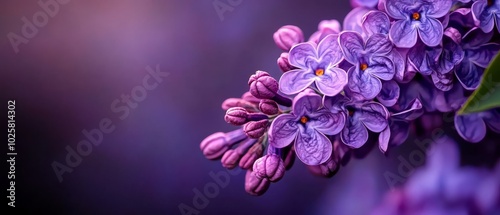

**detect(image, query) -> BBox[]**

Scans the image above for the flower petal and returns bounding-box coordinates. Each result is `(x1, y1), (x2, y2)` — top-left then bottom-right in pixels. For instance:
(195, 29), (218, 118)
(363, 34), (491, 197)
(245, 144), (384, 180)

(315, 67), (347, 96)
(389, 20), (418, 48)
(468, 43), (500, 68)
(341, 115), (369, 148)
(362, 11), (391, 35)
(377, 80), (400, 107)
(385, 0), (414, 20)
(378, 126), (391, 153)
(390, 49), (407, 83)
(484, 109), (500, 133)
(366, 33), (393, 55)
(389, 120), (410, 146)
(434, 31), (464, 74)
(471, 1), (494, 33)
(455, 60), (483, 90)
(434, 83), (465, 112)
(317, 34), (343, 66)
(292, 89), (322, 115)
(392, 98), (423, 121)
(269, 114), (299, 148)
(462, 27), (494, 48)
(347, 67), (383, 100)
(288, 42), (318, 68)
(366, 56), (395, 80)
(295, 128), (332, 165)
(343, 7), (371, 34)
(359, 102), (389, 132)
(417, 17), (444, 47)
(408, 42), (442, 75)
(454, 113), (487, 143)
(339, 31), (365, 64)
(431, 71), (454, 91)
(279, 69), (316, 95)
(308, 109), (346, 135)
(425, 0), (452, 18)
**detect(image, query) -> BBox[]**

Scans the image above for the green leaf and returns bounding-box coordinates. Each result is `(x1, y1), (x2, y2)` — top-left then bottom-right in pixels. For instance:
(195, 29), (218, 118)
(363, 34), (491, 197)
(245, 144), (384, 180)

(458, 52), (500, 115)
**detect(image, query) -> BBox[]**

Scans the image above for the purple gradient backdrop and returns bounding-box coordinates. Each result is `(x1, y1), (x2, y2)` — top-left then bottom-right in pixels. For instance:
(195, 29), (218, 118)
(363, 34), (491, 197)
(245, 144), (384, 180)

(2, 1), (489, 214)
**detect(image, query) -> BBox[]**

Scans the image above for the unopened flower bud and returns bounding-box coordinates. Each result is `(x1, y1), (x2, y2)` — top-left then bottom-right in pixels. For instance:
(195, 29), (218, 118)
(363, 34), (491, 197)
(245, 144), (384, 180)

(239, 143), (264, 169)
(243, 119), (269, 138)
(273, 25), (304, 51)
(221, 138), (256, 169)
(259, 99), (279, 115)
(225, 107), (268, 126)
(200, 129), (246, 160)
(245, 170), (271, 196)
(253, 154), (286, 182)
(241, 92), (261, 104)
(249, 71), (279, 99)
(277, 52), (294, 73)
(221, 98), (257, 111)
(318, 19), (341, 32)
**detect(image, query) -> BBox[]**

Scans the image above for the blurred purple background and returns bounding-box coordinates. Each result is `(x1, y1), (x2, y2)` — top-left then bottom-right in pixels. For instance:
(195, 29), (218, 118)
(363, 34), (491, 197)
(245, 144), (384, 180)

(1, 0), (496, 214)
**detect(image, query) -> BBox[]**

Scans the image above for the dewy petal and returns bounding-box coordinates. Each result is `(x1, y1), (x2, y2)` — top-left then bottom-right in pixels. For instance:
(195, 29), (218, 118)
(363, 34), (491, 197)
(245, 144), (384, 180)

(454, 113), (487, 143)
(295, 127), (332, 165)
(366, 56), (395, 80)
(308, 109), (346, 135)
(385, 0), (415, 20)
(339, 31), (365, 64)
(473, 1), (495, 33)
(315, 67), (348, 96)
(455, 61), (483, 90)
(347, 67), (382, 100)
(425, 0), (452, 18)
(377, 80), (400, 107)
(292, 89), (322, 115)
(378, 126), (391, 153)
(317, 34), (343, 66)
(288, 42), (318, 69)
(366, 33), (393, 55)
(359, 102), (389, 133)
(417, 17), (444, 47)
(269, 114), (299, 148)
(389, 20), (418, 48)
(278, 69), (316, 95)
(362, 11), (391, 35)
(341, 114), (369, 148)
(468, 43), (500, 68)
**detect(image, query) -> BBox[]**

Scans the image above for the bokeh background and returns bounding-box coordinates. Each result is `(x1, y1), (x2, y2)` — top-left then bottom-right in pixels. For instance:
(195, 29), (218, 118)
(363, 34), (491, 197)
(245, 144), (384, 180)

(1, 0), (499, 214)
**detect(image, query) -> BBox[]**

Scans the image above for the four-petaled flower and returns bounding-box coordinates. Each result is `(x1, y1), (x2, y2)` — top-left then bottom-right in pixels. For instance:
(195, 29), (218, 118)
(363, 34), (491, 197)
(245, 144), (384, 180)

(386, 0), (452, 48)
(324, 94), (390, 150)
(472, 0), (500, 33)
(269, 89), (345, 165)
(279, 34), (347, 96)
(339, 31), (395, 100)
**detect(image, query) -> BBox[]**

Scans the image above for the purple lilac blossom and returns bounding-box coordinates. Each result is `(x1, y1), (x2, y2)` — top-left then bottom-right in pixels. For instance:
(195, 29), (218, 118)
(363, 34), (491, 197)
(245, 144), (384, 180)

(279, 34), (347, 96)
(472, 0), (500, 33)
(269, 89), (345, 165)
(324, 94), (390, 151)
(455, 108), (500, 143)
(386, 0), (452, 48)
(339, 31), (395, 99)
(372, 136), (500, 215)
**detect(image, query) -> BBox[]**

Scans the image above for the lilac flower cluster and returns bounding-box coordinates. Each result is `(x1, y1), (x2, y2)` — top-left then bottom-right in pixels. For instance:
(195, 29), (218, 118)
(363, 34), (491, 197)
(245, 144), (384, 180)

(372, 136), (500, 215)
(200, 0), (500, 195)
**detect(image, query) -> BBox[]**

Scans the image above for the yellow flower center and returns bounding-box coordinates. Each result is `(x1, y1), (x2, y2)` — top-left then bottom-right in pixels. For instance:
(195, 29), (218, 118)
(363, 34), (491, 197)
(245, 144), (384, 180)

(300, 116), (308, 124)
(315, 68), (324, 76)
(412, 12), (421, 21)
(360, 63), (368, 71)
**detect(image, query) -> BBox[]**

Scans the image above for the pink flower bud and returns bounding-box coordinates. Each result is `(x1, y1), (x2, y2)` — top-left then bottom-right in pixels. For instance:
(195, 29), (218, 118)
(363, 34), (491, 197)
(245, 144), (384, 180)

(221, 139), (256, 169)
(248, 70), (279, 99)
(200, 129), (246, 160)
(221, 98), (257, 111)
(253, 154), (286, 182)
(243, 119), (269, 138)
(245, 170), (270, 196)
(239, 143), (263, 169)
(225, 107), (249, 126)
(259, 99), (279, 115)
(277, 52), (294, 73)
(241, 92), (261, 104)
(273, 25), (304, 51)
